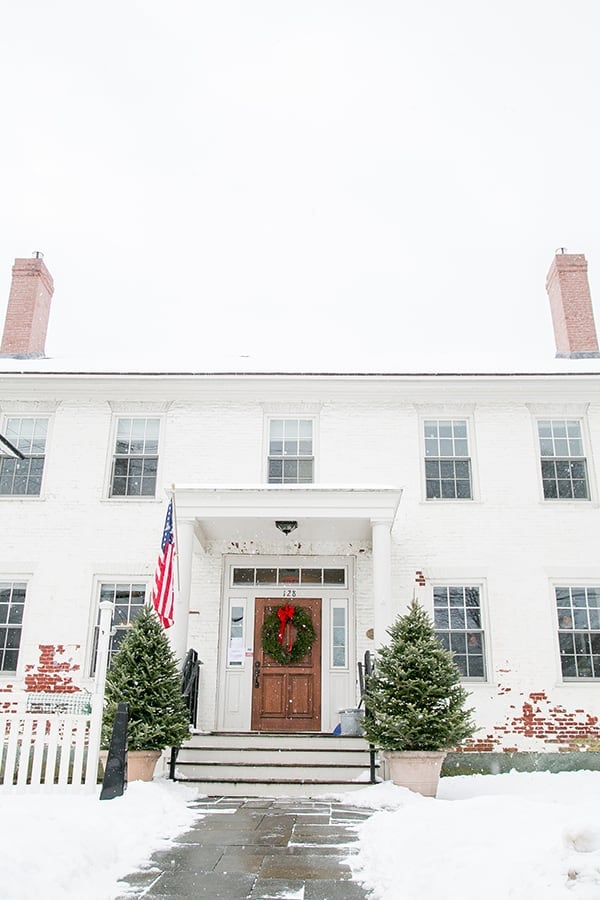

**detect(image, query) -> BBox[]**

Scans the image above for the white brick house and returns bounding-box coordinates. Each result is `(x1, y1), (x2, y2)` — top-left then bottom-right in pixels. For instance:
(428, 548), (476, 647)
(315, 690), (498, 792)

(2, 251), (600, 753)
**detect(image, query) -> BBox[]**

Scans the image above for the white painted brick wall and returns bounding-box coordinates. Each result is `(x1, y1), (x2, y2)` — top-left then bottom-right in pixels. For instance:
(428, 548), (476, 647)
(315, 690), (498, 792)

(2, 374), (600, 750)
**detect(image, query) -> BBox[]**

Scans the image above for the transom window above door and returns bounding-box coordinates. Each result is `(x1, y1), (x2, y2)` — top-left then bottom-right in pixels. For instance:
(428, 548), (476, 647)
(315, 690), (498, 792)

(268, 418), (314, 484)
(232, 566), (346, 587)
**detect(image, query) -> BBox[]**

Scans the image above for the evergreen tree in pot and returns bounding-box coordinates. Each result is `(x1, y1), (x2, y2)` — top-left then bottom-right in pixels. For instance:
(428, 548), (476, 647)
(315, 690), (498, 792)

(102, 606), (190, 781)
(363, 600), (476, 796)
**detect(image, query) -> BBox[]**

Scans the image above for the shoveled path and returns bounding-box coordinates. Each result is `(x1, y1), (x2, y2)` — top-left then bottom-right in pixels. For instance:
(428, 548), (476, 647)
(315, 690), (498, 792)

(116, 795), (373, 900)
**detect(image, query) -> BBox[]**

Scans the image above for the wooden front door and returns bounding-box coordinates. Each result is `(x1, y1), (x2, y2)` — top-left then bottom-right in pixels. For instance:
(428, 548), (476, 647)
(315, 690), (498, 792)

(251, 598), (321, 732)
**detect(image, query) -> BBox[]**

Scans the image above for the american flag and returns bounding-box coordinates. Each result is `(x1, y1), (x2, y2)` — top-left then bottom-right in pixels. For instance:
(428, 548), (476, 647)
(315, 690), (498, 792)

(152, 499), (175, 628)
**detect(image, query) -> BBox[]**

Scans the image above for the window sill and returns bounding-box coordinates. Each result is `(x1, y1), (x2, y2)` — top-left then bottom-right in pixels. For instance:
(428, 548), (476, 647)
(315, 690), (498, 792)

(540, 499), (598, 507)
(421, 498), (481, 506)
(0, 494), (45, 501)
(102, 496), (162, 503)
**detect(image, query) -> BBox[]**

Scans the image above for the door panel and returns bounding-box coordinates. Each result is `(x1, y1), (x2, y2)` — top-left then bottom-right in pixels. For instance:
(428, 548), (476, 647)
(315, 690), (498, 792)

(252, 597), (321, 731)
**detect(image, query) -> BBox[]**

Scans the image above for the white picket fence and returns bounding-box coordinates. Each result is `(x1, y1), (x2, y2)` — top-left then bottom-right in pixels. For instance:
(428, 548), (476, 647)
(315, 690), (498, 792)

(0, 601), (113, 795)
(0, 691), (103, 793)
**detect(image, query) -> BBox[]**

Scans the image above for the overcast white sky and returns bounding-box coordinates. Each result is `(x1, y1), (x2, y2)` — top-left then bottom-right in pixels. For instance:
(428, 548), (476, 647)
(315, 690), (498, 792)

(1, 1), (600, 371)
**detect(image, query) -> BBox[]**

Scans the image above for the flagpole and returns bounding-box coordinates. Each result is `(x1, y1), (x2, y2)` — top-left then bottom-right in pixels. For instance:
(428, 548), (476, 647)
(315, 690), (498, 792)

(170, 482), (181, 593)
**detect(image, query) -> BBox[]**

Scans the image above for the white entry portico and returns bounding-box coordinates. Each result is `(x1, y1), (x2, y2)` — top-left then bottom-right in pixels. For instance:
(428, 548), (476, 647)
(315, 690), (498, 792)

(170, 485), (402, 733)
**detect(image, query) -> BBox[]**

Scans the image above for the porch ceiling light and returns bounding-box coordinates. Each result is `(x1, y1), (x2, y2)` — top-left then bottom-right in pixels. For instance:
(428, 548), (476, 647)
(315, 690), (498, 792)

(275, 520), (298, 535)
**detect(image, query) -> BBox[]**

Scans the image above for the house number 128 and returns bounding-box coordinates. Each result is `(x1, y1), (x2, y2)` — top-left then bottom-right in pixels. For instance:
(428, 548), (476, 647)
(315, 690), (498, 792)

(282, 589), (297, 598)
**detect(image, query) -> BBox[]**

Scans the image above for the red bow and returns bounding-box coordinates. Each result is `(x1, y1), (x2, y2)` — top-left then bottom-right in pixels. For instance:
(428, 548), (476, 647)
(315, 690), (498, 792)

(277, 604), (295, 650)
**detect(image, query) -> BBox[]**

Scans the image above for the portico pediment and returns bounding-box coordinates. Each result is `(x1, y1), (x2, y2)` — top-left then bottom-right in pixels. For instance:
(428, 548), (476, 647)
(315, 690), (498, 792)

(171, 484), (402, 544)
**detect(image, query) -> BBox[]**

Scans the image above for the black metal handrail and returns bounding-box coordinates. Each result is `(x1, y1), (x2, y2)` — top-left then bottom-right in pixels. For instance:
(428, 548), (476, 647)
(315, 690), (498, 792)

(169, 648), (202, 780)
(358, 650), (377, 783)
(180, 648), (202, 729)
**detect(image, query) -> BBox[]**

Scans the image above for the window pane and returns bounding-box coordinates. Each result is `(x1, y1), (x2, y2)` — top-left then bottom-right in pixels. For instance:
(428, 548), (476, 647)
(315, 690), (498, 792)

(434, 609), (449, 629)
(561, 656), (576, 677)
(332, 604), (347, 668)
(333, 646), (346, 666)
(278, 569), (299, 583)
(433, 587), (447, 606)
(232, 568), (254, 585)
(284, 419), (299, 439)
(324, 569), (345, 585)
(268, 459), (283, 483)
(468, 656), (484, 678)
(441, 479), (456, 499)
(256, 568), (277, 584)
(449, 609), (466, 629)
(283, 459), (298, 482)
(449, 588), (463, 606)
(298, 459), (314, 483)
(437, 632), (450, 651)
(270, 420), (284, 439)
(439, 438), (454, 456)
(559, 632), (575, 654)
(577, 656), (593, 678)
(456, 478), (472, 499)
(450, 633), (466, 654)
(301, 569), (322, 584)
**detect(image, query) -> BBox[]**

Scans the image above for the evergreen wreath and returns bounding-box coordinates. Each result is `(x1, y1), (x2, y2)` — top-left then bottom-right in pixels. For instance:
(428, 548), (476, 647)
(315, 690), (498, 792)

(261, 604), (316, 665)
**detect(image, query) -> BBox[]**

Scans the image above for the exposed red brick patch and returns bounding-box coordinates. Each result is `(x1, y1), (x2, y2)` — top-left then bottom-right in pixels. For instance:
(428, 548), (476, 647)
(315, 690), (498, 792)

(24, 644), (81, 693)
(504, 692), (600, 749)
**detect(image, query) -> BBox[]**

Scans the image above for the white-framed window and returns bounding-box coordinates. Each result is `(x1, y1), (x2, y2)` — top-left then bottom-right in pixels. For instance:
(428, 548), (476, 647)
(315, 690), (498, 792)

(433, 585), (486, 679)
(424, 419), (472, 500)
(227, 598), (246, 668)
(267, 418), (314, 484)
(0, 581), (26, 672)
(330, 600), (348, 668)
(109, 417), (159, 497)
(0, 417), (48, 496)
(90, 582), (147, 673)
(537, 419), (590, 500)
(555, 586), (600, 679)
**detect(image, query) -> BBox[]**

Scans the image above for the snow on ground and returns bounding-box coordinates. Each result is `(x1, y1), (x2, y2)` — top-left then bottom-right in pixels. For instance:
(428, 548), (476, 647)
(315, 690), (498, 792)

(341, 771), (600, 900)
(0, 780), (201, 900)
(1, 772), (600, 899)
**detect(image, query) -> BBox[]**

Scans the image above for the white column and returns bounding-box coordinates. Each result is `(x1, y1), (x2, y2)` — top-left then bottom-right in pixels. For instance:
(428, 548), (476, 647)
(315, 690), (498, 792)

(371, 518), (393, 646)
(172, 517), (195, 665)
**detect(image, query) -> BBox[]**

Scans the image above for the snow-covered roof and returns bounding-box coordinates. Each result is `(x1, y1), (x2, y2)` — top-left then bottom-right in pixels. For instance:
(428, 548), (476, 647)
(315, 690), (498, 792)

(1, 346), (600, 377)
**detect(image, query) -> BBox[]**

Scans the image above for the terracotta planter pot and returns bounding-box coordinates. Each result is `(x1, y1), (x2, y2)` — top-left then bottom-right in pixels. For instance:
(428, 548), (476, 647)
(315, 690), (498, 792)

(127, 750), (162, 782)
(383, 750), (447, 797)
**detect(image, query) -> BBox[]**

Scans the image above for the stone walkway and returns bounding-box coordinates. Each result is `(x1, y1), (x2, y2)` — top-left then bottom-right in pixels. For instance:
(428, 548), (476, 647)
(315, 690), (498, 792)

(116, 796), (373, 899)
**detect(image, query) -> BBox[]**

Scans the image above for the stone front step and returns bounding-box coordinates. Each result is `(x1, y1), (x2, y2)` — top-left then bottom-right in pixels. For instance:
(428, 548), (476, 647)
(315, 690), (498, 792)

(176, 761), (371, 781)
(171, 778), (375, 798)
(172, 732), (379, 797)
(177, 748), (369, 766)
(184, 732), (369, 750)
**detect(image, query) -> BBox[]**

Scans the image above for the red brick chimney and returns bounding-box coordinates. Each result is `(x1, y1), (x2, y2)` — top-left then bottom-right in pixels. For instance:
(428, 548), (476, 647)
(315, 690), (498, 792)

(0, 253), (54, 358)
(546, 250), (600, 358)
